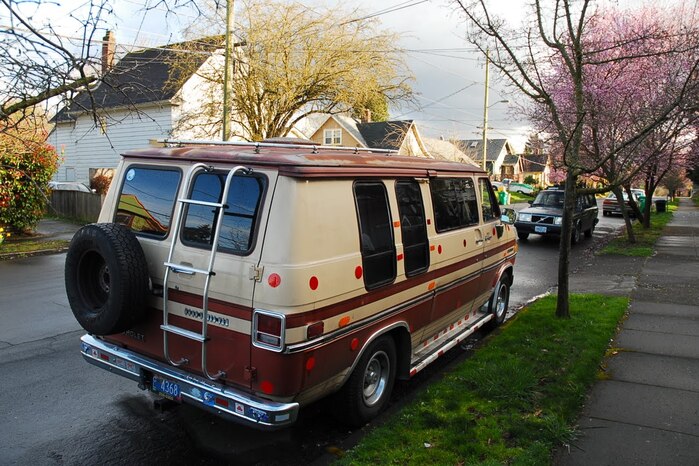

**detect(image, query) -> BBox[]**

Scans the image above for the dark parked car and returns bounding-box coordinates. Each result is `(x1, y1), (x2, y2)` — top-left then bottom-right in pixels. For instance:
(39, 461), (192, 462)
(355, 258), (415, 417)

(514, 187), (599, 243)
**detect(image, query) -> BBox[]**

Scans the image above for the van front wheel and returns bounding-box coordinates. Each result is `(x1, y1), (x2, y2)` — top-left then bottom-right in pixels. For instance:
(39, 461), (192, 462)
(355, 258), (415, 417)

(486, 278), (510, 329)
(336, 336), (396, 427)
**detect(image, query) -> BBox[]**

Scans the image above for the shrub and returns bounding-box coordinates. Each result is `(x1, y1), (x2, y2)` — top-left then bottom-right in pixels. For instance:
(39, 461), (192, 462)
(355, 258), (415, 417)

(0, 134), (59, 233)
(524, 175), (538, 186)
(90, 174), (112, 195)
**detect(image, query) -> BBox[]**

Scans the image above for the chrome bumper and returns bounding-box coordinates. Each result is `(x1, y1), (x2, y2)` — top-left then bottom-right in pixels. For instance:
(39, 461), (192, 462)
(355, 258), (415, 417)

(80, 334), (299, 429)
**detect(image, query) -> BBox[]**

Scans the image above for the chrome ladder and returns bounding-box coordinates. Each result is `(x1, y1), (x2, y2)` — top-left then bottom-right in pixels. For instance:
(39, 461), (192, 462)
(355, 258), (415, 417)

(161, 163), (250, 380)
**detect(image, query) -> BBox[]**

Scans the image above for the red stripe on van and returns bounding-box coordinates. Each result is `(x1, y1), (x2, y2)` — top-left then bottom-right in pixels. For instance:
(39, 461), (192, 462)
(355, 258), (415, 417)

(168, 288), (252, 320)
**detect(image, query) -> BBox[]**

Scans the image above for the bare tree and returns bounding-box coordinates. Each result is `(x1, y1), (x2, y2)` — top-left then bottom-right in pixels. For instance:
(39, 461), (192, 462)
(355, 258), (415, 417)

(454, 0), (699, 317)
(169, 0), (413, 141)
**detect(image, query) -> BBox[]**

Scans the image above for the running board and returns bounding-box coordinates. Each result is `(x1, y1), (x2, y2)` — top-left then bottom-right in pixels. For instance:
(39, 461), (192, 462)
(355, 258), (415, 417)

(409, 313), (493, 377)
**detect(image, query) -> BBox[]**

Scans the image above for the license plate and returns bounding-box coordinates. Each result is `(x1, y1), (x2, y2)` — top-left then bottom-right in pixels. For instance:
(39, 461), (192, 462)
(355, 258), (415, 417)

(535, 226), (547, 233)
(152, 376), (182, 402)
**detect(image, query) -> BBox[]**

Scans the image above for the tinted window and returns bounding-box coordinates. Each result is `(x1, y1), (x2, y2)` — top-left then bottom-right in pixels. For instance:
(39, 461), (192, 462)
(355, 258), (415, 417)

(354, 182), (396, 289)
(430, 177), (480, 232)
(396, 180), (429, 277)
(182, 172), (266, 254)
(116, 167), (181, 237)
(479, 178), (500, 222)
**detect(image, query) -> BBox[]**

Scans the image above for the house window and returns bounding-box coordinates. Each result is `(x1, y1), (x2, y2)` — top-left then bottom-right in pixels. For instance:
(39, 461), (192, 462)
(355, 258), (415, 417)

(182, 171), (267, 255)
(115, 166), (182, 238)
(354, 182), (396, 289)
(396, 180), (429, 277)
(323, 128), (342, 145)
(430, 177), (480, 232)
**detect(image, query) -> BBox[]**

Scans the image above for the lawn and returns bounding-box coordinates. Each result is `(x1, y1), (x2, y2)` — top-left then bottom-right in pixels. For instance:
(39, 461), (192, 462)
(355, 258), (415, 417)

(340, 294), (628, 465)
(600, 201), (676, 256)
(0, 238), (70, 258)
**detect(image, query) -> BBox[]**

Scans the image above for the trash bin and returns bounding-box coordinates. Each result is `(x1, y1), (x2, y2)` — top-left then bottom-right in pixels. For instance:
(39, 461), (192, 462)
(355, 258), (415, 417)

(638, 196), (646, 212)
(498, 190), (509, 205)
(655, 199), (667, 212)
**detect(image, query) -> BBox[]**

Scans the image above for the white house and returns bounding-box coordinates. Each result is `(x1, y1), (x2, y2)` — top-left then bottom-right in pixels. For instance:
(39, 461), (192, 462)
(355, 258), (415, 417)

(49, 34), (233, 184)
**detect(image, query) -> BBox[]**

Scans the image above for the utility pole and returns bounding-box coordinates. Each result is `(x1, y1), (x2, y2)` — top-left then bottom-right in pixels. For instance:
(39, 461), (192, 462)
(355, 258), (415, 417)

(481, 48), (490, 172)
(222, 0), (235, 141)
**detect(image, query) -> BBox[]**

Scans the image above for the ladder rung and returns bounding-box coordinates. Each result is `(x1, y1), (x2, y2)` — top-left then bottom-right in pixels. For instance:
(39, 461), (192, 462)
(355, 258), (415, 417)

(164, 262), (214, 276)
(160, 324), (207, 342)
(179, 198), (225, 208)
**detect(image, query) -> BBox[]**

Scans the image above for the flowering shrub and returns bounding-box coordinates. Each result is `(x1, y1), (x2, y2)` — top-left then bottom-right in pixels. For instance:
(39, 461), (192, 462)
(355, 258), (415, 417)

(0, 134), (59, 233)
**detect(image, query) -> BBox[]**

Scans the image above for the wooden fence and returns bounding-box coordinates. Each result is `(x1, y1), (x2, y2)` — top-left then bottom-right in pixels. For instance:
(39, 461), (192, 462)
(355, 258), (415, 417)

(48, 191), (104, 223)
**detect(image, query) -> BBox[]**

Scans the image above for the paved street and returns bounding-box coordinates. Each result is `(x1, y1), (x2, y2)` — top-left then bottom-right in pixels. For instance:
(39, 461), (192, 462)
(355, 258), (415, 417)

(0, 209), (627, 465)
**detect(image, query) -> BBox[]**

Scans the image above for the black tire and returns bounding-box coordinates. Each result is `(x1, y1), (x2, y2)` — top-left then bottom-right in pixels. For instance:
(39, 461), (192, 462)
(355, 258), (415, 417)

(571, 222), (581, 244)
(584, 224), (594, 238)
(65, 223), (149, 335)
(336, 335), (396, 427)
(602, 211), (609, 217)
(486, 276), (510, 329)
(517, 231), (529, 240)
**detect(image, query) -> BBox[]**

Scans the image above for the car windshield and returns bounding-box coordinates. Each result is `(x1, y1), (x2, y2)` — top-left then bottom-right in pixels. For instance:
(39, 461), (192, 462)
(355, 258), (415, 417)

(532, 191), (564, 207)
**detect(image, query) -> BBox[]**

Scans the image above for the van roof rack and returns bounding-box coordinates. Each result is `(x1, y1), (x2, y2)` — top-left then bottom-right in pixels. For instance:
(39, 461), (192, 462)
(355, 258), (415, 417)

(156, 139), (396, 155)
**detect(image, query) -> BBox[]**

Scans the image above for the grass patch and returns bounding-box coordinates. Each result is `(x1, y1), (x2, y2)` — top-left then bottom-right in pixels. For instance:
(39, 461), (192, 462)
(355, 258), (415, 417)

(508, 191), (534, 203)
(341, 294), (628, 465)
(0, 238), (69, 257)
(600, 204), (675, 256)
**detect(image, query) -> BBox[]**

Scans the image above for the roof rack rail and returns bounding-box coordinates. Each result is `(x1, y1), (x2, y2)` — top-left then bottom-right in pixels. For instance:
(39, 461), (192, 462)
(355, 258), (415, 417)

(156, 139), (396, 155)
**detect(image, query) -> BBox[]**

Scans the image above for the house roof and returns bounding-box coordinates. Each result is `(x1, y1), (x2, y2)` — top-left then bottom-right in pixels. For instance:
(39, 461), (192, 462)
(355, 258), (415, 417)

(422, 137), (478, 166)
(520, 153), (549, 172)
(357, 120), (414, 151)
(502, 154), (520, 166)
(53, 38), (221, 122)
(454, 139), (511, 162)
(332, 114), (368, 146)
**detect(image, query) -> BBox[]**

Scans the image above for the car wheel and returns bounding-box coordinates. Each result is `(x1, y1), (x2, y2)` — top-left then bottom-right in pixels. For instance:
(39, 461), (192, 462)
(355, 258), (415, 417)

(571, 222), (581, 244)
(336, 335), (396, 427)
(603, 211), (608, 217)
(486, 276), (510, 329)
(518, 232), (529, 240)
(65, 223), (149, 335)
(584, 224), (594, 238)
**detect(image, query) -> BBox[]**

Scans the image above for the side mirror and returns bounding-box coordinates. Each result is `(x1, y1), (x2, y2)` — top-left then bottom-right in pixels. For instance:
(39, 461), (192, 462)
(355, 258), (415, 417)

(527, 200), (533, 205)
(500, 208), (516, 224)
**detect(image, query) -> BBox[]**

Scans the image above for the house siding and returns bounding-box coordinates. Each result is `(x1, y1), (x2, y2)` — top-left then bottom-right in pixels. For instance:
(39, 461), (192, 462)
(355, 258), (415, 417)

(49, 104), (173, 183)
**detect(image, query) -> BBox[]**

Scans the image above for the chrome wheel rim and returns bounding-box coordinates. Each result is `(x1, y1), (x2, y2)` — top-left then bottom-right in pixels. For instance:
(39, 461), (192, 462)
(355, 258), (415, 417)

(495, 283), (508, 320)
(362, 350), (390, 407)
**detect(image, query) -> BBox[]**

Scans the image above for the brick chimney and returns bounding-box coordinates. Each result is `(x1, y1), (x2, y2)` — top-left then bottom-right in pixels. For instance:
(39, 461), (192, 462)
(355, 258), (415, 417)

(102, 31), (115, 75)
(362, 108), (372, 123)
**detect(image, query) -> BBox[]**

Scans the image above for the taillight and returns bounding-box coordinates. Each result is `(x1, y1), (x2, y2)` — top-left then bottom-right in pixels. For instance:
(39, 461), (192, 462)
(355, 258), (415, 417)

(252, 310), (286, 352)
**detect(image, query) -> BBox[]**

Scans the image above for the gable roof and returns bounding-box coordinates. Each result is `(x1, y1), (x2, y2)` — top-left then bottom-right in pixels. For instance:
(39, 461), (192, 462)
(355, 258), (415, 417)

(332, 114), (367, 146)
(502, 154), (520, 166)
(454, 138), (511, 162)
(357, 120), (413, 151)
(53, 38), (221, 122)
(520, 153), (550, 172)
(422, 137), (478, 166)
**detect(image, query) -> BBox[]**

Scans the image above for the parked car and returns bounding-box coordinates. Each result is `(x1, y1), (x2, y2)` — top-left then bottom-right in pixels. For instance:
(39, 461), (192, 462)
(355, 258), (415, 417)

(508, 182), (535, 195)
(602, 191), (640, 217)
(514, 187), (599, 243)
(48, 181), (94, 193)
(66, 139), (518, 430)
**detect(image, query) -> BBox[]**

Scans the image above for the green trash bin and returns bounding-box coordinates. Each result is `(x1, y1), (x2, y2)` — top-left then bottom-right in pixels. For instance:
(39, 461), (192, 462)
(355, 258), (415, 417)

(498, 190), (509, 205)
(638, 196), (646, 212)
(655, 199), (667, 212)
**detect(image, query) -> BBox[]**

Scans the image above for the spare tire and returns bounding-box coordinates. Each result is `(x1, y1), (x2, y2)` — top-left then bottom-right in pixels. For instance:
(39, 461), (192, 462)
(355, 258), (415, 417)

(65, 223), (149, 335)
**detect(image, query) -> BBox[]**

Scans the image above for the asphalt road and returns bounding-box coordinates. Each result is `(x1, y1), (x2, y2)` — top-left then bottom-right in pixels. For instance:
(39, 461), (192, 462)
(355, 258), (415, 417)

(0, 208), (627, 465)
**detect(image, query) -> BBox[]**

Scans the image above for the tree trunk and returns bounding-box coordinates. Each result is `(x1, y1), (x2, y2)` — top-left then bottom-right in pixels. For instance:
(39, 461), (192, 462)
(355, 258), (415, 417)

(613, 186), (636, 243)
(555, 171), (577, 319)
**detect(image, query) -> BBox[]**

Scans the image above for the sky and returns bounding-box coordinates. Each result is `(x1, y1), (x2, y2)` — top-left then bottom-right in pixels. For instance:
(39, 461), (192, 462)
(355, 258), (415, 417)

(23, 0), (536, 150)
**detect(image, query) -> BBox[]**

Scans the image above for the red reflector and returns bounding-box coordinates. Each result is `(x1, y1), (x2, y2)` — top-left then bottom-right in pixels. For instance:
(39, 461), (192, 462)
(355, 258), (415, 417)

(100, 353), (110, 361)
(309, 276), (319, 290)
(305, 357), (316, 371)
(215, 397), (229, 407)
(350, 338), (359, 351)
(396, 253), (404, 261)
(307, 321), (324, 339)
(260, 381), (274, 394)
(354, 266), (363, 279)
(438, 245), (443, 254)
(268, 273), (281, 288)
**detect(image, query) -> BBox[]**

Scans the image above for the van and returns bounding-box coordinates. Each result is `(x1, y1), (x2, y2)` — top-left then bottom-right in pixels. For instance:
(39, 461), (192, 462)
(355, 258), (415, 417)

(66, 140), (517, 429)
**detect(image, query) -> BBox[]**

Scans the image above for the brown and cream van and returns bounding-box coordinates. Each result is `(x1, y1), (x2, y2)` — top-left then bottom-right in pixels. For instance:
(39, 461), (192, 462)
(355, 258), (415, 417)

(66, 140), (518, 429)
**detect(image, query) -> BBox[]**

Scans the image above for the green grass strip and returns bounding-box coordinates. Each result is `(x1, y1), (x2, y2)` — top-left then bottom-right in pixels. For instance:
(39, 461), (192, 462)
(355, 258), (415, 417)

(600, 204), (675, 256)
(0, 239), (69, 257)
(340, 294), (628, 466)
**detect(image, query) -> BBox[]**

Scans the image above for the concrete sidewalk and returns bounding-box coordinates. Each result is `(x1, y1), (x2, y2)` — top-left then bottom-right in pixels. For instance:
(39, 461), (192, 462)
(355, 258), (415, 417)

(557, 198), (699, 466)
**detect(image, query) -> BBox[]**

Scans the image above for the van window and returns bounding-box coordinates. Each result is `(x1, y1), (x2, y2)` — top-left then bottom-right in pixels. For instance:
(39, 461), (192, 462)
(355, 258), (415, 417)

(354, 182), (396, 289)
(430, 177), (480, 232)
(182, 172), (266, 254)
(478, 178), (500, 222)
(115, 166), (181, 238)
(395, 180), (429, 276)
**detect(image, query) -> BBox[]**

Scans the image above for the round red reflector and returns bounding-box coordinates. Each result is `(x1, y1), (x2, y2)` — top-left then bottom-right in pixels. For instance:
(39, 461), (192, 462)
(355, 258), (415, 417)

(309, 276), (319, 290)
(354, 266), (363, 279)
(350, 338), (359, 351)
(268, 273), (281, 288)
(260, 381), (274, 394)
(306, 357), (316, 371)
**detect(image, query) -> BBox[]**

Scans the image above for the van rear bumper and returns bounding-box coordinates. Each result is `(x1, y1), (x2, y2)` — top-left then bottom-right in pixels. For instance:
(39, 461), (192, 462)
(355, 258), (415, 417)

(80, 334), (299, 429)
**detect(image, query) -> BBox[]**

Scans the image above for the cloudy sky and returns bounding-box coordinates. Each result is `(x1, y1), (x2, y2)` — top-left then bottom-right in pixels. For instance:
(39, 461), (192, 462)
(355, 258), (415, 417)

(31, 0), (535, 148)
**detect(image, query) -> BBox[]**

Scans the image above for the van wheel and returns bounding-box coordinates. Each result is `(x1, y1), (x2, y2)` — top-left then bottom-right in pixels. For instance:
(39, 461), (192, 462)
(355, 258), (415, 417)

(486, 277), (510, 329)
(65, 223), (149, 335)
(336, 336), (396, 427)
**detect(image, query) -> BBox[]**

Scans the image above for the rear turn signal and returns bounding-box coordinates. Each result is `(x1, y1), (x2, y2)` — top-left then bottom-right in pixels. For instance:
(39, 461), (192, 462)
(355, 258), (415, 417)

(252, 310), (286, 352)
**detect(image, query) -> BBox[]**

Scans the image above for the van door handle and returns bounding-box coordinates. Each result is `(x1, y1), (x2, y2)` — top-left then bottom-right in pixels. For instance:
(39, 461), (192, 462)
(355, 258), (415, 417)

(475, 239), (484, 245)
(485, 235), (493, 241)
